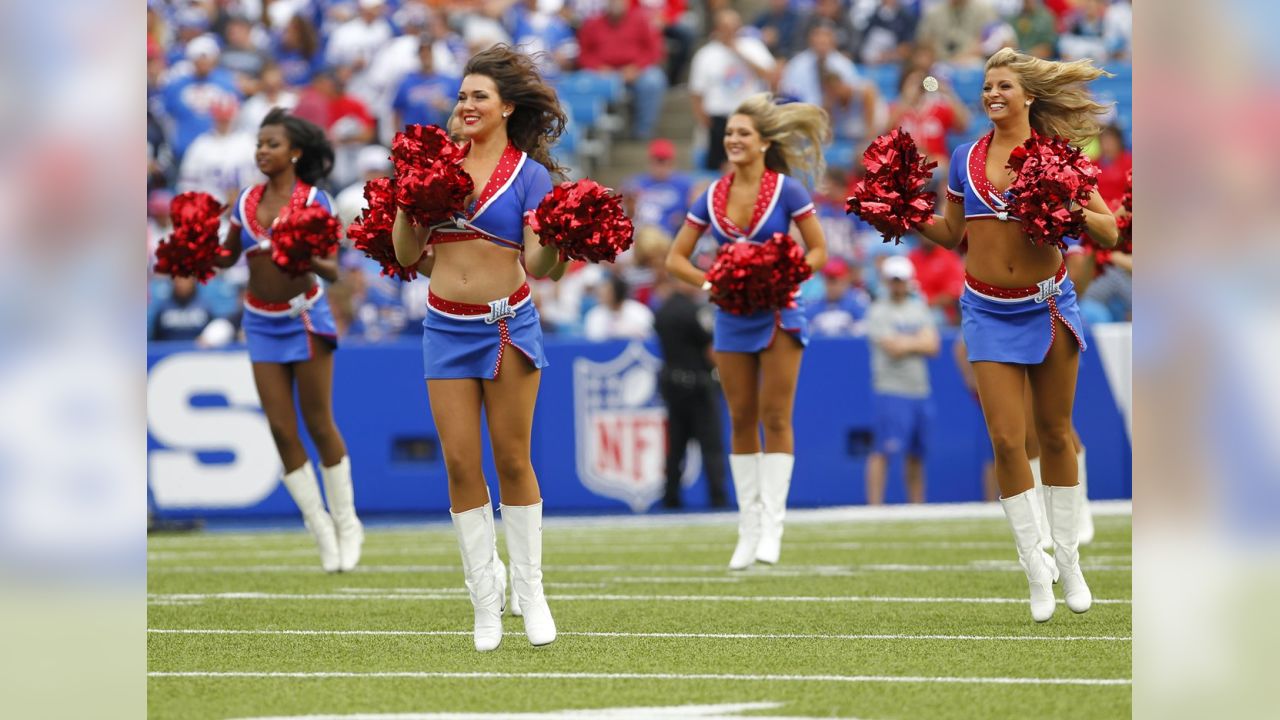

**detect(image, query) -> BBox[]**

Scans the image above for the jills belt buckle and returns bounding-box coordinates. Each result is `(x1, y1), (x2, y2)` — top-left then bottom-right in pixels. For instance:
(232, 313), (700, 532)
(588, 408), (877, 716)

(287, 292), (318, 317)
(485, 297), (517, 324)
(1033, 277), (1063, 304)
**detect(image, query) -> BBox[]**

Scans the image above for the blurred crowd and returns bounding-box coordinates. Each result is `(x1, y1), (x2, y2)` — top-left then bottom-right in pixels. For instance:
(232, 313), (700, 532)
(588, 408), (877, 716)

(147, 0), (1132, 346)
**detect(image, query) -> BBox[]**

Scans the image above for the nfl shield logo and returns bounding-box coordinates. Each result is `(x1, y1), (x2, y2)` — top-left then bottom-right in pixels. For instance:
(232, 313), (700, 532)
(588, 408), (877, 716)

(574, 342), (696, 512)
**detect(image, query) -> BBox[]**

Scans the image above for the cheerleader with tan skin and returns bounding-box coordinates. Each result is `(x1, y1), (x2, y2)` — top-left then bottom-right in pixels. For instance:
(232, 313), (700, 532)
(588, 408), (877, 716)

(666, 94), (829, 569)
(392, 46), (569, 652)
(911, 49), (1118, 622)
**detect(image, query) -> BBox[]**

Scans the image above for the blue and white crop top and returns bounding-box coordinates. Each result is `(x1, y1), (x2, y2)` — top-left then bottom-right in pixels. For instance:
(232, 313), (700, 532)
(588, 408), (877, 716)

(945, 130), (1022, 222)
(230, 182), (336, 257)
(684, 170), (817, 245)
(426, 142), (553, 251)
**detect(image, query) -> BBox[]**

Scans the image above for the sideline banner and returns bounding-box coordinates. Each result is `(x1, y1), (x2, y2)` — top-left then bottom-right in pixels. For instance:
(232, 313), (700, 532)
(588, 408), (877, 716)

(148, 328), (1132, 518)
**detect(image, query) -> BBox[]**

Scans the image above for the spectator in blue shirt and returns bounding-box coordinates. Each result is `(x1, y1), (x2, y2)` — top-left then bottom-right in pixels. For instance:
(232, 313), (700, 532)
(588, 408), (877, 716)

(272, 13), (324, 88)
(507, 0), (579, 80)
(806, 257), (871, 337)
(624, 139), (695, 237)
(162, 35), (241, 160)
(392, 35), (459, 131)
(150, 276), (214, 342)
(753, 0), (808, 60)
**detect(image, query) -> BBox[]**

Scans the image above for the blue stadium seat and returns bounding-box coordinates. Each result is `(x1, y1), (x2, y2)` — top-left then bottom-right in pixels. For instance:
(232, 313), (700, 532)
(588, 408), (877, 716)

(558, 91), (606, 131)
(554, 72), (625, 106)
(825, 140), (857, 170)
(863, 64), (901, 101)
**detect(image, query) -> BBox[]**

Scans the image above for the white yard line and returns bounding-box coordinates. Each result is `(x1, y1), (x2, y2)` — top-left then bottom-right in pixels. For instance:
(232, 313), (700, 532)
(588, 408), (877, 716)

(146, 591), (1131, 605)
(147, 563), (1129, 575)
(147, 669), (1131, 686)
(148, 628), (1132, 642)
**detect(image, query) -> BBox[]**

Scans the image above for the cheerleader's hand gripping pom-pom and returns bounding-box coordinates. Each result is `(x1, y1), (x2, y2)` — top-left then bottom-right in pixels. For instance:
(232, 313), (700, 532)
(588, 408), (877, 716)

(270, 205), (342, 277)
(527, 179), (634, 263)
(1115, 168), (1132, 253)
(348, 177), (417, 282)
(391, 124), (473, 227)
(704, 232), (813, 315)
(153, 191), (229, 283)
(1003, 134), (1099, 250)
(845, 128), (937, 244)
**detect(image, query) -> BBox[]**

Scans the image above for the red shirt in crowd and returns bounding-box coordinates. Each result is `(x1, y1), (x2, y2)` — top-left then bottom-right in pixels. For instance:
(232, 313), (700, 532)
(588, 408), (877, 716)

(892, 99), (957, 160)
(1095, 151), (1132, 209)
(578, 8), (664, 71)
(909, 242), (965, 325)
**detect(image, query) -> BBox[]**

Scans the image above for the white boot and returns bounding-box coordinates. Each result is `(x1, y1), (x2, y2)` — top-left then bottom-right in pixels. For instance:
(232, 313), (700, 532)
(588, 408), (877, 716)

(727, 453), (763, 570)
(1001, 488), (1059, 622)
(1077, 448), (1095, 545)
(320, 456), (363, 572)
(1029, 458), (1052, 551)
(1045, 484), (1092, 613)
(501, 501), (556, 646)
(506, 559), (521, 617)
(450, 504), (504, 652)
(282, 462), (340, 573)
(755, 453), (794, 565)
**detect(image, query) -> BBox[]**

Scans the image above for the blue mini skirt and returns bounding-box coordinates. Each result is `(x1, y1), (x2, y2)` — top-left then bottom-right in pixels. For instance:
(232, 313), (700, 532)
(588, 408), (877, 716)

(243, 285), (338, 364)
(713, 301), (810, 354)
(960, 264), (1087, 365)
(422, 282), (549, 379)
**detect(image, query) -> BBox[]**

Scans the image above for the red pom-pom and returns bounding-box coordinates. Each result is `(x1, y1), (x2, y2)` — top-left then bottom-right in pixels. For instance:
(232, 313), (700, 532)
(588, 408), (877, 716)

(1004, 134), (1099, 250)
(705, 232), (813, 315)
(845, 128), (937, 244)
(153, 191), (229, 283)
(270, 205), (342, 277)
(348, 177), (417, 282)
(392, 124), (473, 227)
(528, 179), (634, 263)
(1114, 168), (1132, 253)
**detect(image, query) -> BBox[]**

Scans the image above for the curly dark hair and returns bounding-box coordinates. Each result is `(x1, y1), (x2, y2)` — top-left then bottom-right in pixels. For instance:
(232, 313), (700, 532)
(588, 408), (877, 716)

(261, 107), (335, 186)
(463, 45), (568, 179)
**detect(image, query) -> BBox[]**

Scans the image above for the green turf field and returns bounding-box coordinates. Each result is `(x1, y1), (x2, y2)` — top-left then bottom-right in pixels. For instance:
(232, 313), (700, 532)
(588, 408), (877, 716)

(147, 505), (1131, 719)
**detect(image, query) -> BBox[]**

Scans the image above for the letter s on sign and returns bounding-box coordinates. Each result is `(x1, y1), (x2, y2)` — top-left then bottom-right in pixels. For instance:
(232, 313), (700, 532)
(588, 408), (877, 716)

(147, 352), (280, 509)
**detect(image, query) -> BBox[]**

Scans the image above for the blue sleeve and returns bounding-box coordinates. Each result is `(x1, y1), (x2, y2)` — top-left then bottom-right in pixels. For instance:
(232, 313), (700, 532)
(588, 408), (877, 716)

(947, 143), (967, 198)
(392, 79), (409, 113)
(521, 160), (554, 215)
(686, 187), (710, 226)
(310, 188), (335, 213)
(782, 175), (815, 218)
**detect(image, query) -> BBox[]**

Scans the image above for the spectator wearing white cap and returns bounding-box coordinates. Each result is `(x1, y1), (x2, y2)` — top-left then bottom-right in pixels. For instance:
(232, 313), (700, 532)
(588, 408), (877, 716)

(177, 96), (257, 207)
(864, 254), (939, 506)
(162, 34), (241, 160)
(335, 145), (393, 227)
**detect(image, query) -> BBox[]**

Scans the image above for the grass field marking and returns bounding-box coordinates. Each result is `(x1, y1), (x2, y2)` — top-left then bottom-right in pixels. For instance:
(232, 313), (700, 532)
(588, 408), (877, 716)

(147, 628), (1132, 642)
(146, 670), (1132, 686)
(146, 591), (1131, 605)
(148, 562), (1129, 575)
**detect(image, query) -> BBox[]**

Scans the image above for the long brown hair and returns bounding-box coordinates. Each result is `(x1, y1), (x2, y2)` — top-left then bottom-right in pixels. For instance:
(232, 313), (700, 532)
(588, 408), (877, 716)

(463, 45), (568, 179)
(985, 48), (1113, 146)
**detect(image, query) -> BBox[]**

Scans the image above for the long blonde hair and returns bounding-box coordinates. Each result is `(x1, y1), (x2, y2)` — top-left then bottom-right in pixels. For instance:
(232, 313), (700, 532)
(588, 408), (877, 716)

(985, 48), (1113, 146)
(733, 94), (831, 187)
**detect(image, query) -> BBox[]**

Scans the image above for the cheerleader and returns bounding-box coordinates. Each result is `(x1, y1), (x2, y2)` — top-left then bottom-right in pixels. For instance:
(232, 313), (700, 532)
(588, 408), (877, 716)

(217, 109), (363, 573)
(391, 46), (569, 651)
(666, 94), (830, 569)
(913, 49), (1118, 621)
